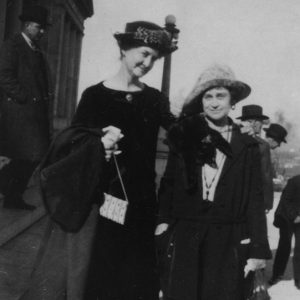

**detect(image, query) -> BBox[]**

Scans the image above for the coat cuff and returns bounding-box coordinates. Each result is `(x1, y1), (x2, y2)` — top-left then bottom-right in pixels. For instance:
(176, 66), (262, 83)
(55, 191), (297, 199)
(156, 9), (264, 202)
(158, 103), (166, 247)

(249, 243), (272, 259)
(156, 214), (174, 225)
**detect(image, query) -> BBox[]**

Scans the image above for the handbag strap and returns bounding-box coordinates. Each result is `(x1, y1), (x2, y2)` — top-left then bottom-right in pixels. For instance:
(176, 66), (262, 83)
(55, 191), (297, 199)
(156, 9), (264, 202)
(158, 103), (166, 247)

(113, 153), (129, 202)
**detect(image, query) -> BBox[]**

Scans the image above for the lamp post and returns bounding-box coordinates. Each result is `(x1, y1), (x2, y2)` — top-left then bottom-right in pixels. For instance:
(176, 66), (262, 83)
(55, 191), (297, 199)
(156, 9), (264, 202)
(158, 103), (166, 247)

(161, 15), (179, 96)
(155, 15), (179, 185)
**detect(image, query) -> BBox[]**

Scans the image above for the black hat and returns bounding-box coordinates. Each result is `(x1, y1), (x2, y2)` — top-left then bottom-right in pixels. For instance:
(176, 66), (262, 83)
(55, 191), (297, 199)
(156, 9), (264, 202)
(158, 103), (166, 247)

(264, 123), (287, 144)
(236, 105), (269, 121)
(114, 21), (176, 56)
(19, 5), (51, 28)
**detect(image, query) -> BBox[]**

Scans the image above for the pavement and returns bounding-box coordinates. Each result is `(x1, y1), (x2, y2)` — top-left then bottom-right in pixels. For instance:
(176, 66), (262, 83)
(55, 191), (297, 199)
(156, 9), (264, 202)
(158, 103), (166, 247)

(0, 218), (47, 300)
(0, 191), (299, 299)
(265, 192), (300, 299)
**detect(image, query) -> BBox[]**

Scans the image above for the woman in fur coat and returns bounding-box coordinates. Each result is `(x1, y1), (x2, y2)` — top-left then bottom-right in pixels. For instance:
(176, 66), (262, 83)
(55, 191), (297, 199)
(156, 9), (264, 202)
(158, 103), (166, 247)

(156, 64), (272, 300)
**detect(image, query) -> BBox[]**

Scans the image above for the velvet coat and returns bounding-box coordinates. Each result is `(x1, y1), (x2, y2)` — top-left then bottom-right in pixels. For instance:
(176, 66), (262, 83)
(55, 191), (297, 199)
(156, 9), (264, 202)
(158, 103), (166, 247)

(0, 33), (53, 161)
(157, 123), (271, 300)
(274, 175), (300, 228)
(71, 82), (175, 300)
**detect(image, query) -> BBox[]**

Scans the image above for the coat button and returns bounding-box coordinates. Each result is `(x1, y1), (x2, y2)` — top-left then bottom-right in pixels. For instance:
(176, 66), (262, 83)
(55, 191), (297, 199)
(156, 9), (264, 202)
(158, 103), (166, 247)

(170, 243), (174, 247)
(33, 98), (37, 102)
(167, 254), (171, 258)
(125, 94), (133, 102)
(7, 97), (12, 101)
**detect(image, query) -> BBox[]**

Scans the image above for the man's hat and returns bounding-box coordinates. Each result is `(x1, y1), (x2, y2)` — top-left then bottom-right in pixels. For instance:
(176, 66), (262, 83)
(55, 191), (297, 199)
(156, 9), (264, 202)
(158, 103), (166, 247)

(264, 123), (287, 144)
(236, 105), (269, 121)
(114, 21), (176, 56)
(19, 5), (51, 28)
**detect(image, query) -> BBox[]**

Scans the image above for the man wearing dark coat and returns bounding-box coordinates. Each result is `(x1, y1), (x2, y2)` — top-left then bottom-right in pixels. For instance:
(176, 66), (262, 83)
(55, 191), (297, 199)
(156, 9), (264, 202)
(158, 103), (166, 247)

(237, 105), (274, 212)
(0, 5), (52, 209)
(269, 175), (300, 289)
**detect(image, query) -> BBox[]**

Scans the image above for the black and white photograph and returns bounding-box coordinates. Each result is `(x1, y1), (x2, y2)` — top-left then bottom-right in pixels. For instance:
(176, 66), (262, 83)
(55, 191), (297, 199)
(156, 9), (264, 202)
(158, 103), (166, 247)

(0, 0), (300, 299)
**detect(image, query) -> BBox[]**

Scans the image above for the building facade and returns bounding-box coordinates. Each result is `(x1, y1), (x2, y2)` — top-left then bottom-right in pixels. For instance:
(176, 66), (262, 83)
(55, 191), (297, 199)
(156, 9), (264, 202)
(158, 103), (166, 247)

(0, 0), (94, 130)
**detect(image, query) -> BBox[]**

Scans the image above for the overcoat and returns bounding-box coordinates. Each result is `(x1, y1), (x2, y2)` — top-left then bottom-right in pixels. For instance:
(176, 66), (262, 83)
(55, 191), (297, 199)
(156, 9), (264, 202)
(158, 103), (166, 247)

(274, 175), (300, 228)
(71, 82), (176, 300)
(0, 33), (53, 161)
(255, 136), (274, 210)
(157, 123), (271, 300)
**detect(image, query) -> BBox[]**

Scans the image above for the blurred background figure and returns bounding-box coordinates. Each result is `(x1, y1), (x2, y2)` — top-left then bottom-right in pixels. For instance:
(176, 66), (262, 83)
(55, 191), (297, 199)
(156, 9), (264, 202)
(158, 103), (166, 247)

(264, 123), (288, 150)
(270, 174), (300, 290)
(0, 5), (52, 210)
(237, 105), (274, 212)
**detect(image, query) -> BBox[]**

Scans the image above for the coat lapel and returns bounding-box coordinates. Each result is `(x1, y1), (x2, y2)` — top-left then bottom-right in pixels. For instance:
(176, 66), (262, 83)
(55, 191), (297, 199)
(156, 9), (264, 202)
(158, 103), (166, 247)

(218, 124), (249, 182)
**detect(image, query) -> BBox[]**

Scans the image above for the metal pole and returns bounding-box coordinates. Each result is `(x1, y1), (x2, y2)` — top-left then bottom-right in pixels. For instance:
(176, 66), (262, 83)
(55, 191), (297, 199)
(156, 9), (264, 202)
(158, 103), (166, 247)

(157, 15), (179, 154)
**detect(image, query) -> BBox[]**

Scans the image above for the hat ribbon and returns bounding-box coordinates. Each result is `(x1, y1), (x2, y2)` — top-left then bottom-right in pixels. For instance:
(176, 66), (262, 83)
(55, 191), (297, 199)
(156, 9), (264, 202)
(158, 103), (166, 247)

(134, 26), (167, 45)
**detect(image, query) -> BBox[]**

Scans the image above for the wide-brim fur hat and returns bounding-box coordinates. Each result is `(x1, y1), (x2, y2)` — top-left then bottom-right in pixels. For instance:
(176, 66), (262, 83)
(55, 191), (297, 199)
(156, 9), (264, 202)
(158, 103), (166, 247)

(114, 21), (177, 56)
(182, 64), (251, 116)
(19, 5), (51, 28)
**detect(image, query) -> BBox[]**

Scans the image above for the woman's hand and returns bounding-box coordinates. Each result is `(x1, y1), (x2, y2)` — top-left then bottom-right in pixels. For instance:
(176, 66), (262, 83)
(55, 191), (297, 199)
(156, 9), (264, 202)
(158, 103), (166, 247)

(294, 216), (300, 224)
(101, 126), (123, 161)
(0, 156), (11, 170)
(155, 223), (169, 236)
(244, 258), (266, 278)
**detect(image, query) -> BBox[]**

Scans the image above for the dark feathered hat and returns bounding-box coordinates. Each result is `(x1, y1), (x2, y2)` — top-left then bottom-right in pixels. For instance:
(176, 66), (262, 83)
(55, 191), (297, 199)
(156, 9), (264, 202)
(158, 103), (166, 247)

(114, 21), (176, 56)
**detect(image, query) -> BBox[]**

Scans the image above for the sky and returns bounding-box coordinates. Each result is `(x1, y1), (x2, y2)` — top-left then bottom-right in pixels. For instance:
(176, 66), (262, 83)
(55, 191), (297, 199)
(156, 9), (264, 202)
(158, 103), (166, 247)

(78, 0), (300, 148)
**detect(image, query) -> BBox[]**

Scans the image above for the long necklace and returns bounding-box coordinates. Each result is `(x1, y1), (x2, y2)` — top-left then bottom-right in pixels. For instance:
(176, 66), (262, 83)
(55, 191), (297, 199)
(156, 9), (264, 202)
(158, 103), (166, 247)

(202, 127), (231, 201)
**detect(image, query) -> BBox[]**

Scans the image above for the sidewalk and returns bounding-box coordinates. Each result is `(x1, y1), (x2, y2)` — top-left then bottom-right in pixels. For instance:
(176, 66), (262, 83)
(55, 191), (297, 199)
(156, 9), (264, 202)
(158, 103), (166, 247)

(266, 192), (300, 299)
(0, 191), (299, 299)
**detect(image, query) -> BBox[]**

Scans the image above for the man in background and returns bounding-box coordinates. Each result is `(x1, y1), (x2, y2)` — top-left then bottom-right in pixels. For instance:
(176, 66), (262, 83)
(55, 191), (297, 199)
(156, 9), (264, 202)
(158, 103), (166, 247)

(237, 104), (274, 212)
(0, 5), (53, 210)
(269, 174), (300, 290)
(264, 123), (288, 150)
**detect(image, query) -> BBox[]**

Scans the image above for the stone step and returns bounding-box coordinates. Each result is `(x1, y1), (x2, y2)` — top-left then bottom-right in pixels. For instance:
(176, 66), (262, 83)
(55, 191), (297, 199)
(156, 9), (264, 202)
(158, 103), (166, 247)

(0, 186), (46, 246)
(0, 205), (46, 247)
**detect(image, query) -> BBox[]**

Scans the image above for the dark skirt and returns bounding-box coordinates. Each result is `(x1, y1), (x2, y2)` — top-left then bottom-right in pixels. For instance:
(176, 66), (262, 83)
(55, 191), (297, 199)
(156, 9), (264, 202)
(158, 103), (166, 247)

(157, 218), (254, 300)
(90, 216), (160, 300)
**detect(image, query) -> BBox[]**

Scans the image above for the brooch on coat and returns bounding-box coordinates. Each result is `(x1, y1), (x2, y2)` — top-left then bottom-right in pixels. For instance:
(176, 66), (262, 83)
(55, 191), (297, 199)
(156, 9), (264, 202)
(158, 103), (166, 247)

(167, 113), (233, 193)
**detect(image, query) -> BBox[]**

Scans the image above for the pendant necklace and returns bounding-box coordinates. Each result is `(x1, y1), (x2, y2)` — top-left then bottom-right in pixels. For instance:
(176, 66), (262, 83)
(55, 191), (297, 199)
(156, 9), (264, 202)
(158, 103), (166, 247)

(202, 126), (231, 201)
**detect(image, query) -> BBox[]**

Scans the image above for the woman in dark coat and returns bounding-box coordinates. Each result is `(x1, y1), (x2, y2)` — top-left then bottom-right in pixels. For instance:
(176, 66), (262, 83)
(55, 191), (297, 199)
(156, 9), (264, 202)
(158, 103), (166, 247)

(71, 21), (176, 300)
(20, 21), (176, 300)
(156, 64), (272, 300)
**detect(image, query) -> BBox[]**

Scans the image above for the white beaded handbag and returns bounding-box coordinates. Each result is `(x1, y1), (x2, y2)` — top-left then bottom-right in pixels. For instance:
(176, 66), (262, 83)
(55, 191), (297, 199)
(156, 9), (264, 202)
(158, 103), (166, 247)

(99, 154), (128, 225)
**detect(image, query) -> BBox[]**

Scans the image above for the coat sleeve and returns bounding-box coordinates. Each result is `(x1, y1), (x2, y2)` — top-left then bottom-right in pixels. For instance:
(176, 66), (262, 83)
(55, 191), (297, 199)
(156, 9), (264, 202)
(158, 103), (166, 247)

(247, 144), (272, 259)
(157, 150), (178, 224)
(259, 142), (274, 210)
(40, 131), (106, 232)
(280, 178), (300, 222)
(0, 40), (28, 103)
(72, 88), (95, 127)
(156, 91), (176, 130)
